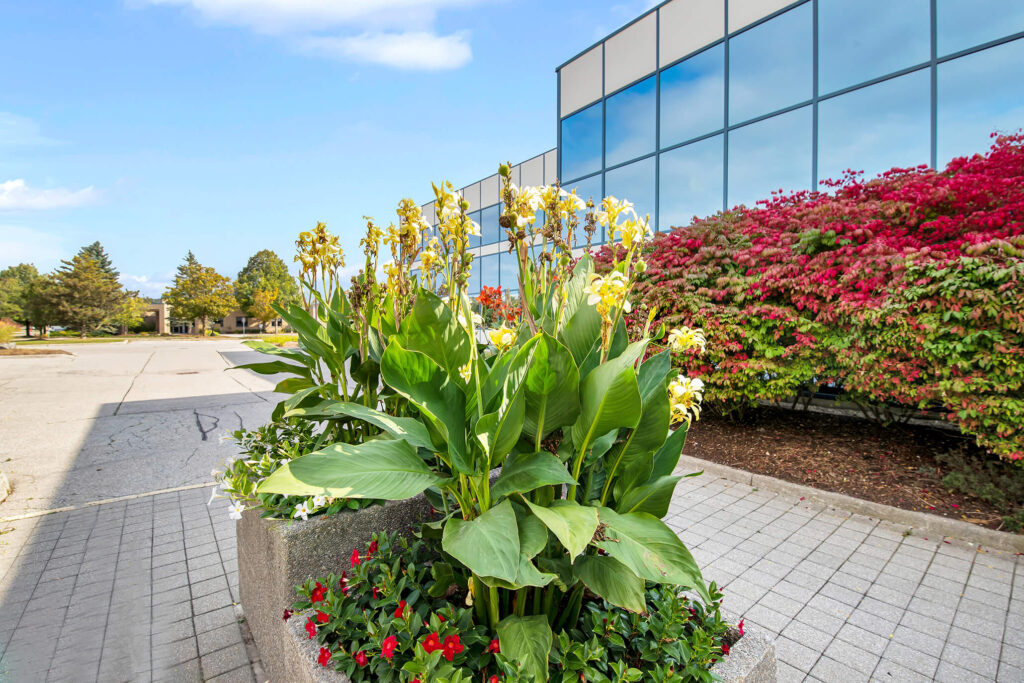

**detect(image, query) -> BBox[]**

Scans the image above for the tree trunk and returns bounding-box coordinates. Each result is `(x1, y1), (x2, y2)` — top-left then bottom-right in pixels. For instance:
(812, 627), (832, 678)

(24, 321), (30, 338)
(201, 316), (207, 336)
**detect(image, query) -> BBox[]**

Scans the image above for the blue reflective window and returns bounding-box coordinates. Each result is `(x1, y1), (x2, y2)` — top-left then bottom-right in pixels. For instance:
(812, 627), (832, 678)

(605, 158), (655, 231)
(818, 0), (930, 95)
(660, 44), (725, 148)
(938, 38), (1024, 164)
(468, 210), (482, 249)
(728, 106), (812, 208)
(560, 102), (603, 181)
(466, 256), (480, 296)
(480, 205), (502, 246)
(818, 70), (931, 185)
(728, 3), (812, 125)
(605, 76), (656, 168)
(499, 251), (519, 293)
(938, 0), (1024, 56)
(565, 174), (602, 246)
(478, 253), (499, 291)
(659, 135), (724, 229)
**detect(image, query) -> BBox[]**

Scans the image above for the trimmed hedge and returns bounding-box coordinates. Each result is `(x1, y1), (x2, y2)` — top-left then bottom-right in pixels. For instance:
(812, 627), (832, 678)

(605, 133), (1024, 461)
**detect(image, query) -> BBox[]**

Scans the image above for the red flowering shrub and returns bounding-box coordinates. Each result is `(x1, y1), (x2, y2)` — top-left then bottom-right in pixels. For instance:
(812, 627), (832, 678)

(611, 133), (1024, 461)
(475, 285), (520, 325)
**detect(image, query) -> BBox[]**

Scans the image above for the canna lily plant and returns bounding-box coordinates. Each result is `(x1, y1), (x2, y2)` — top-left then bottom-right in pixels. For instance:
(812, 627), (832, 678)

(258, 168), (711, 680)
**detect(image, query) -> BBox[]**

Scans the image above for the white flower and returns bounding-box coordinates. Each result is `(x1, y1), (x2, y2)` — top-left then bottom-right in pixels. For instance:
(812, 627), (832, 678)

(293, 502), (311, 521)
(467, 218), (481, 236)
(456, 311), (483, 331)
(668, 375), (705, 425)
(228, 501), (245, 520)
(312, 495), (328, 508)
(667, 326), (707, 354)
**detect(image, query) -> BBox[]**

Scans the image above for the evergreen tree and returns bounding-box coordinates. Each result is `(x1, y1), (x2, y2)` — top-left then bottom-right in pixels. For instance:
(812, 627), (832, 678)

(0, 263), (40, 335)
(234, 249), (300, 322)
(51, 252), (125, 336)
(24, 275), (61, 337)
(164, 252), (236, 335)
(80, 241), (119, 278)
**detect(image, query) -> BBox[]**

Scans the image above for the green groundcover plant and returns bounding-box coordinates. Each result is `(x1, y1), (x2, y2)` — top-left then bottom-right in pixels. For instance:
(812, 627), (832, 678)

(290, 532), (732, 682)
(256, 170), (721, 678)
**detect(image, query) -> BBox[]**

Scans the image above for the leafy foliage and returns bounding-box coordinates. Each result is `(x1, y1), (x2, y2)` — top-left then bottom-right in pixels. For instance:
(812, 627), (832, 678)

(235, 249), (300, 326)
(615, 133), (1024, 461)
(163, 251), (236, 334)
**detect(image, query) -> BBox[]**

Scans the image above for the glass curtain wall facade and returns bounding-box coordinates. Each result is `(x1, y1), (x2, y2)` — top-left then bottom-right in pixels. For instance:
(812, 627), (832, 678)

(557, 0), (1024, 233)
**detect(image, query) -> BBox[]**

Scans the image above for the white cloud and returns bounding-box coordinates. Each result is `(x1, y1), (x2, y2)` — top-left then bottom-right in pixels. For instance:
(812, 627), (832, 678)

(121, 272), (174, 297)
(134, 0), (480, 69)
(300, 31), (471, 70)
(0, 179), (98, 211)
(0, 226), (67, 269)
(0, 113), (60, 148)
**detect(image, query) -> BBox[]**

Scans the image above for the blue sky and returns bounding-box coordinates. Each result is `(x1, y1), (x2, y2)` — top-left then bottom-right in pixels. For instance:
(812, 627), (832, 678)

(0, 0), (655, 296)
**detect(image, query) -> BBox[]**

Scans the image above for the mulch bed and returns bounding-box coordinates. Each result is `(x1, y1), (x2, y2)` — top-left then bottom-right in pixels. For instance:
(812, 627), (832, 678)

(0, 348), (72, 356)
(682, 406), (1015, 532)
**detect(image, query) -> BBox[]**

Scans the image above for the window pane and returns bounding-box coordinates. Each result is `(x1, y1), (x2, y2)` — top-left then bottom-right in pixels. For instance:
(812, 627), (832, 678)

(478, 253), (499, 291)
(468, 210), (482, 249)
(605, 157), (655, 232)
(467, 255), (480, 296)
(605, 76), (656, 167)
(938, 38), (1024, 164)
(480, 205), (502, 246)
(818, 0), (930, 95)
(938, 0), (1024, 56)
(660, 44), (725, 147)
(818, 70), (930, 185)
(564, 174), (602, 246)
(560, 102), (603, 181)
(499, 251), (519, 293)
(728, 106), (812, 208)
(659, 135), (724, 229)
(728, 4), (812, 125)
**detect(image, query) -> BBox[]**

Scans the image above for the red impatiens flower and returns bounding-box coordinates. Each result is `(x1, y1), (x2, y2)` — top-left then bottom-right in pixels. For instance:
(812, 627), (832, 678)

(316, 610), (329, 624)
(305, 618), (317, 639)
(738, 618), (745, 636)
(721, 642), (730, 655)
(441, 634), (464, 662)
(282, 609), (293, 621)
(488, 638), (500, 654)
(317, 646), (331, 667)
(368, 540), (379, 556)
(311, 581), (326, 604)
(394, 600), (406, 619)
(421, 632), (442, 654)
(354, 650), (369, 667)
(350, 548), (361, 567)
(381, 635), (398, 660)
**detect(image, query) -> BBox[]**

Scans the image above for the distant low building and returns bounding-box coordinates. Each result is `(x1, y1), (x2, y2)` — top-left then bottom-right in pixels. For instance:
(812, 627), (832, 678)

(144, 302), (288, 335)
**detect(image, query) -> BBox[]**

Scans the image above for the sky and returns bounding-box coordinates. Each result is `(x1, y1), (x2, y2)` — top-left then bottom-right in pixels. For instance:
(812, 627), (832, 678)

(0, 0), (657, 296)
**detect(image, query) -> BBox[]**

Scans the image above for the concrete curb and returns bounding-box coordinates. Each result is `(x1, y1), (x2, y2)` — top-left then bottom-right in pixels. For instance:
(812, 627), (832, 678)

(676, 454), (1024, 554)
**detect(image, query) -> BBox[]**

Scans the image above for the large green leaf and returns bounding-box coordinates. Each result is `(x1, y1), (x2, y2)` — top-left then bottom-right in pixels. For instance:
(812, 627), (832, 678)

(241, 339), (314, 366)
(282, 302), (342, 376)
(570, 340), (647, 454)
(491, 452), (577, 500)
(478, 511), (555, 589)
(257, 439), (441, 499)
(573, 555), (646, 613)
(510, 333), (581, 442)
(398, 289), (472, 381)
(523, 499), (598, 561)
(232, 359), (310, 377)
(595, 507), (706, 599)
(650, 424), (689, 480)
(381, 339), (470, 473)
(442, 499), (520, 584)
(496, 616), (552, 682)
(615, 475), (683, 517)
(558, 304), (601, 370)
(285, 400), (434, 451)
(273, 377), (314, 394)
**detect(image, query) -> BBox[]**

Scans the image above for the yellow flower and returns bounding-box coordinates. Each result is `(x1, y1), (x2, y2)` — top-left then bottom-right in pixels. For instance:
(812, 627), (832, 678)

(619, 214), (652, 250)
(583, 271), (631, 322)
(487, 324), (516, 352)
(595, 195), (636, 233)
(458, 361), (473, 383)
(668, 375), (704, 425)
(667, 326), (707, 354)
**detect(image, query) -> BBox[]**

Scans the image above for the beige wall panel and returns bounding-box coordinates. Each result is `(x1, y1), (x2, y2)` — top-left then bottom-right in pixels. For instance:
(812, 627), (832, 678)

(544, 149), (559, 184)
(604, 13), (657, 93)
(660, 0), (725, 65)
(480, 174), (501, 208)
(560, 46), (603, 116)
(520, 155), (544, 187)
(462, 182), (481, 212)
(728, 0), (795, 33)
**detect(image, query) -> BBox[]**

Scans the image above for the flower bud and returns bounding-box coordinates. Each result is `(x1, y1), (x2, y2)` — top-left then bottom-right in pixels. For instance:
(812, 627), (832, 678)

(498, 164), (510, 177)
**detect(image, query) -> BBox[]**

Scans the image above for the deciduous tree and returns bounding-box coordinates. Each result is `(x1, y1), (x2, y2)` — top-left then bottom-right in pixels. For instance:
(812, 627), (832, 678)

(235, 249), (299, 322)
(164, 252), (236, 335)
(0, 263), (41, 336)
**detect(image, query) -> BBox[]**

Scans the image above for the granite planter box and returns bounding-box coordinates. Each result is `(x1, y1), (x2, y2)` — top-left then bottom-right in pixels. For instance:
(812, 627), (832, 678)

(237, 497), (432, 683)
(280, 610), (777, 683)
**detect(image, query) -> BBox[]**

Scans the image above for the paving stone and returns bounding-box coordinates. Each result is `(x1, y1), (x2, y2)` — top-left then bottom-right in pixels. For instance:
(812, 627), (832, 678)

(835, 622), (890, 655)
(808, 655), (862, 682)
(942, 641), (999, 678)
(200, 643), (249, 680)
(775, 635), (820, 672)
(822, 637), (879, 675)
(882, 642), (939, 678)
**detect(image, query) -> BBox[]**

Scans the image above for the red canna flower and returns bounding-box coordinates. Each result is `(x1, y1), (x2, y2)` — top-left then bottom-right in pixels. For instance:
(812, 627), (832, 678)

(282, 609), (293, 621)
(368, 540), (379, 556)
(488, 638), (500, 654)
(317, 646), (331, 667)
(441, 634), (463, 662)
(350, 548), (361, 567)
(381, 635), (398, 660)
(316, 610), (329, 624)
(305, 618), (316, 639)
(394, 600), (406, 619)
(421, 632), (442, 654)
(354, 650), (368, 667)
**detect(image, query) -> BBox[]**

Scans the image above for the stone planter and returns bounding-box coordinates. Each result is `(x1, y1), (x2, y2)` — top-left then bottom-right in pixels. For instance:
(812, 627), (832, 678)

(281, 611), (776, 683)
(237, 497), (432, 683)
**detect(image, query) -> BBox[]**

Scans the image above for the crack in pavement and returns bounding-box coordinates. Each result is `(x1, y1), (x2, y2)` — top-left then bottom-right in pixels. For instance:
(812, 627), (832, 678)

(193, 410), (220, 441)
(233, 410), (245, 432)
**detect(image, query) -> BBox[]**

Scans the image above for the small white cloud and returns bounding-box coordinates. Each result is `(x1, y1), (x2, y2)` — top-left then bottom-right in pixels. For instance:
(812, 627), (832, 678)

(121, 273), (174, 297)
(0, 179), (98, 210)
(0, 226), (67, 269)
(0, 113), (60, 148)
(300, 31), (471, 70)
